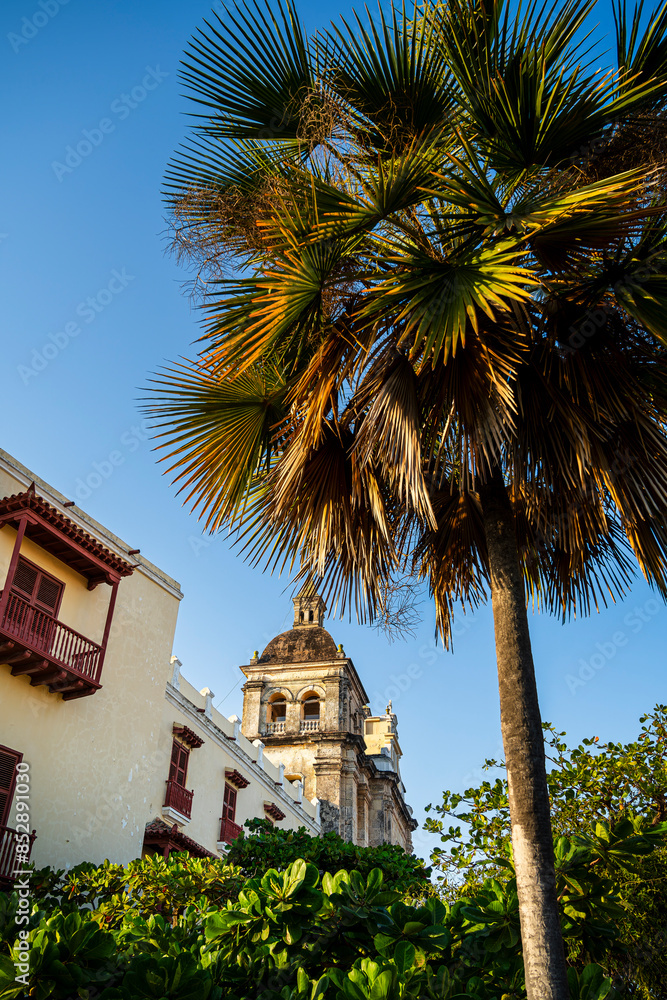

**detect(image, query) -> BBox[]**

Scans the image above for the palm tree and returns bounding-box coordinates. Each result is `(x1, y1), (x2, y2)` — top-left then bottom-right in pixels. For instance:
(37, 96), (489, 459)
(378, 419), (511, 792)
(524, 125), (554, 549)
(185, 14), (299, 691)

(146, 1), (667, 996)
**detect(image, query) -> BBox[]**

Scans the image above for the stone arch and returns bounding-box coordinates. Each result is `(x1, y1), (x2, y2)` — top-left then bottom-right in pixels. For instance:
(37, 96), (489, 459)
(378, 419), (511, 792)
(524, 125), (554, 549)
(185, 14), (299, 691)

(262, 688), (293, 730)
(261, 686), (294, 704)
(299, 688), (322, 725)
(295, 683), (325, 702)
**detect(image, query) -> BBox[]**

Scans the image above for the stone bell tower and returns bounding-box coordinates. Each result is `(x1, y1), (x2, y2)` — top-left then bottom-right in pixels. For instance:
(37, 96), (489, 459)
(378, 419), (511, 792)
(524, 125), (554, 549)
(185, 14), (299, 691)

(292, 583), (326, 627)
(239, 585), (417, 849)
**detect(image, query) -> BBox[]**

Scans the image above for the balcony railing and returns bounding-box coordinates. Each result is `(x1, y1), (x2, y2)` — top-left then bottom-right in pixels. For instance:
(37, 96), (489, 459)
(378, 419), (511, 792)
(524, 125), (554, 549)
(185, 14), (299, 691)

(163, 779), (194, 820)
(266, 721), (285, 735)
(0, 825), (36, 889)
(0, 591), (103, 696)
(300, 719), (319, 733)
(219, 816), (243, 844)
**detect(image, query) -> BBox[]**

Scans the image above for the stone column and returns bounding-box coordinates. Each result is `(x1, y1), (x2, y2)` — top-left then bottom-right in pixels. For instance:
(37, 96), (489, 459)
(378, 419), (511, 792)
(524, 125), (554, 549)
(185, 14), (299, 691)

(285, 696), (300, 736)
(339, 759), (357, 842)
(324, 671), (341, 731)
(356, 781), (371, 847)
(241, 679), (264, 737)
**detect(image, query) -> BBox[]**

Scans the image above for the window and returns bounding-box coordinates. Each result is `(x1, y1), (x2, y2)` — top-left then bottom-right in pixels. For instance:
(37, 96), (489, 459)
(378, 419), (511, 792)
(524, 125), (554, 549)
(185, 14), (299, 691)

(302, 695), (320, 721)
(219, 782), (242, 843)
(222, 783), (237, 824)
(164, 739), (194, 820)
(11, 557), (63, 616)
(0, 745), (22, 827)
(268, 695), (286, 723)
(169, 739), (190, 787)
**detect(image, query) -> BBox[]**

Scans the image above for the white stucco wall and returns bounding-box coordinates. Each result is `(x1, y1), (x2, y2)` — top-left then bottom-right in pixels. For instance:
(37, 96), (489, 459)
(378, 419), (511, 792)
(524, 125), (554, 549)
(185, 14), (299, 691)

(0, 450), (182, 870)
(158, 672), (319, 854)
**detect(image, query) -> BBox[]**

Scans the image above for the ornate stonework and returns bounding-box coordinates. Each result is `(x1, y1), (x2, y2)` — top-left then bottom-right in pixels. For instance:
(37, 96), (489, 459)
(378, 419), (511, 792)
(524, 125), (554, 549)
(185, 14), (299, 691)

(239, 587), (417, 850)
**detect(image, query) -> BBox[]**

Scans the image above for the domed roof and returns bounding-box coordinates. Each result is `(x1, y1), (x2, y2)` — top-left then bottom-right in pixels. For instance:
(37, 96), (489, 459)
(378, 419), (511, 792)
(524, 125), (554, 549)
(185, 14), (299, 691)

(259, 625), (338, 664)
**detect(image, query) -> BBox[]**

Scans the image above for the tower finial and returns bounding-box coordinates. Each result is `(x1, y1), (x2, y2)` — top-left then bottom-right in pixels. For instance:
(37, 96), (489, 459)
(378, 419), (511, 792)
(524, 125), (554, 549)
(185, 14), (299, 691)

(293, 582), (326, 627)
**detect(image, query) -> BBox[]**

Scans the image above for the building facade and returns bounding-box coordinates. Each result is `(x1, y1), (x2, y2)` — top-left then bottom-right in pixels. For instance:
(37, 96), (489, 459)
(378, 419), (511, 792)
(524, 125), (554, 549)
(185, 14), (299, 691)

(0, 449), (317, 885)
(240, 586), (418, 851)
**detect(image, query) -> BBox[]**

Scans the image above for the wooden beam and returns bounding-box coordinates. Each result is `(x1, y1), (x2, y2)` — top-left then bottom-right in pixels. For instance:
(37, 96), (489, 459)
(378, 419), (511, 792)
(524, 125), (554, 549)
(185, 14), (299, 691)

(96, 578), (120, 681)
(63, 684), (97, 701)
(11, 659), (49, 676)
(53, 678), (85, 695)
(34, 668), (67, 687)
(0, 515), (28, 615)
(3, 650), (33, 667)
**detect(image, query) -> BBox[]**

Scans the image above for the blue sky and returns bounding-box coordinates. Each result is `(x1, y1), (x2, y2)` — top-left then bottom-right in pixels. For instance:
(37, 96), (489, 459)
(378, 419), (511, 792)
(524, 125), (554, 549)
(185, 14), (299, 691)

(1, 0), (665, 863)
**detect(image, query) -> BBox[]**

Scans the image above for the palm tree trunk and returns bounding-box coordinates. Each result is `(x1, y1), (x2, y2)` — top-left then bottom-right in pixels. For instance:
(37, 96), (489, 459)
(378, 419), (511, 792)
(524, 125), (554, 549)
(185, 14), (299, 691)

(478, 468), (569, 1000)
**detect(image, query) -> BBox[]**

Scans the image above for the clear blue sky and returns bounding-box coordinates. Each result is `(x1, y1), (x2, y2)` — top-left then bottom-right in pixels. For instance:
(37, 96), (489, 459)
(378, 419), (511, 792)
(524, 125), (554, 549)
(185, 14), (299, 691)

(1, 0), (664, 863)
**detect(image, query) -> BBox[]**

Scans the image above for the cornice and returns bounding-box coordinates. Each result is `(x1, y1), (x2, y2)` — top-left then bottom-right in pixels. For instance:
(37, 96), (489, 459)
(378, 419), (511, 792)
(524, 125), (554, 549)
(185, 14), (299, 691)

(165, 683), (319, 832)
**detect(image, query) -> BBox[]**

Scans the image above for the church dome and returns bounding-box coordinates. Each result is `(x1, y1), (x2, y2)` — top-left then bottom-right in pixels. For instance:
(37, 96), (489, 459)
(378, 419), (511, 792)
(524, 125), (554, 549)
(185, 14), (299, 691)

(259, 626), (338, 664)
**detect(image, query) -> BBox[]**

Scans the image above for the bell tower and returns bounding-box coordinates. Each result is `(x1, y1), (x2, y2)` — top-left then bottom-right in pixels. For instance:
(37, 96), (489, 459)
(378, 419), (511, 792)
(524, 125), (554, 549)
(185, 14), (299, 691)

(292, 583), (326, 627)
(239, 587), (417, 850)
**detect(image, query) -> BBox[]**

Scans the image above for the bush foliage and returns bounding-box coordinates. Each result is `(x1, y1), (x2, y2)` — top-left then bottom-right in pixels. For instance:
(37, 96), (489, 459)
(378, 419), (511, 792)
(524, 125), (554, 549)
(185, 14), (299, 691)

(2, 713), (666, 999)
(226, 819), (432, 896)
(0, 855), (617, 1000)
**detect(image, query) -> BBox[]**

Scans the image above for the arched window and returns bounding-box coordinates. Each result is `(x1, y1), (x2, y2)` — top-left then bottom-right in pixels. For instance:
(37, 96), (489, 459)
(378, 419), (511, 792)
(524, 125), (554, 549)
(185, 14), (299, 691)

(300, 693), (320, 731)
(308, 609), (314, 622)
(302, 695), (320, 719)
(267, 694), (287, 732)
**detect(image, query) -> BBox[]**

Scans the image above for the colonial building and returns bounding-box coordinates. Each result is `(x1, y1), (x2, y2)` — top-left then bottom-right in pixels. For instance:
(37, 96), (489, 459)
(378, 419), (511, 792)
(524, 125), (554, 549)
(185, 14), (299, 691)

(240, 586), (418, 851)
(0, 446), (415, 889)
(0, 448), (317, 886)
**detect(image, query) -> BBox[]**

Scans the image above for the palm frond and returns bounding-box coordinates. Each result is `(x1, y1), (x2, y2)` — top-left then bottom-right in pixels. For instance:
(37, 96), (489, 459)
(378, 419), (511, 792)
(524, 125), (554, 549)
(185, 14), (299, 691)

(181, 0), (315, 141)
(143, 358), (288, 531)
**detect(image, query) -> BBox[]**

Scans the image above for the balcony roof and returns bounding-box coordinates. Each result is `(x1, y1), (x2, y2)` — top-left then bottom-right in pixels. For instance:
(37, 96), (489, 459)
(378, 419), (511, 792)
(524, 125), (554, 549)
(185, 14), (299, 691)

(0, 487), (134, 587)
(143, 819), (216, 858)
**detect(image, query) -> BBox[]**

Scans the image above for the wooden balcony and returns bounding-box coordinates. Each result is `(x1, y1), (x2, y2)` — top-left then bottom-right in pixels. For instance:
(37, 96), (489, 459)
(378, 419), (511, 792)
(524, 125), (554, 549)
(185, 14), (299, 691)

(219, 816), (243, 844)
(163, 779), (194, 820)
(0, 591), (103, 700)
(0, 825), (36, 891)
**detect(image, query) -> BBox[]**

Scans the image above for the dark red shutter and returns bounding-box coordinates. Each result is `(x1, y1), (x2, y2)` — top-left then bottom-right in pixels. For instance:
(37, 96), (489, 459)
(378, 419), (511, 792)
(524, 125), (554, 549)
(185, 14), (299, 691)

(222, 784), (237, 822)
(0, 745), (22, 827)
(12, 560), (38, 600)
(169, 740), (189, 787)
(11, 558), (63, 615)
(35, 575), (62, 614)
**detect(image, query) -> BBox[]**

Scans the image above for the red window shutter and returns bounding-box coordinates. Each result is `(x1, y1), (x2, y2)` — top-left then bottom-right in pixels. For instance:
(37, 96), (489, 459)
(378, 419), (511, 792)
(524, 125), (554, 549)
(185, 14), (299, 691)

(12, 560), (38, 600)
(35, 575), (62, 614)
(11, 558), (63, 615)
(169, 740), (189, 787)
(0, 745), (22, 827)
(222, 784), (237, 822)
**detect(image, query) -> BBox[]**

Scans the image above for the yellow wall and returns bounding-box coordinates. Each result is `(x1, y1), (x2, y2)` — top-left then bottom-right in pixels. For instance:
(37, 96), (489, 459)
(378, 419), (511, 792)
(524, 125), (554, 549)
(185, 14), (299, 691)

(0, 527), (110, 643)
(0, 452), (182, 869)
(0, 449), (319, 870)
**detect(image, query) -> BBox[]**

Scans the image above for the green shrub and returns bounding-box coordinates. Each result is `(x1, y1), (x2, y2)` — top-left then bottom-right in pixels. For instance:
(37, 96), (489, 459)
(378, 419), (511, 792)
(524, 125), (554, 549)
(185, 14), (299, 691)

(226, 819), (432, 898)
(0, 856), (617, 999)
